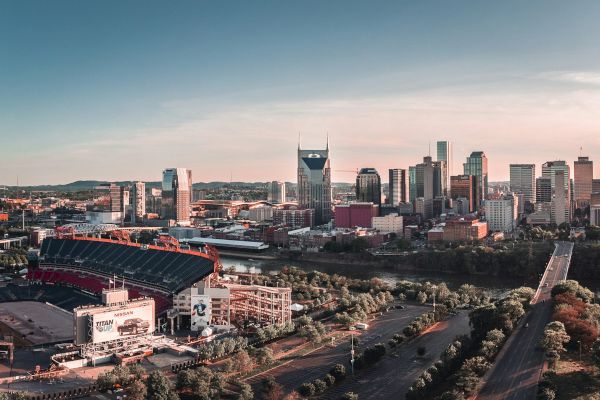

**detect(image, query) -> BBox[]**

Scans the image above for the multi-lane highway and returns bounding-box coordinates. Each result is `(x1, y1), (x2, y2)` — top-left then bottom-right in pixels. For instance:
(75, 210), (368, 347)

(476, 241), (573, 400)
(244, 304), (429, 393)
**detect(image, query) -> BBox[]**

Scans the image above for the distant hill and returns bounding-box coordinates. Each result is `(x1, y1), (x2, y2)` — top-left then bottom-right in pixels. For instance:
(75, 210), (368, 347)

(1, 180), (356, 192)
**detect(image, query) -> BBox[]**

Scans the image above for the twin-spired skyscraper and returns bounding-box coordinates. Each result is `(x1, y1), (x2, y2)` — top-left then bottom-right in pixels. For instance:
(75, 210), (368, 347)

(297, 141), (332, 226)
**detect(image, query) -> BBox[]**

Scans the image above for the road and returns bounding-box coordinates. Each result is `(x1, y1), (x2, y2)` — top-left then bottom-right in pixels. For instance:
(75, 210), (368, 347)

(321, 311), (471, 399)
(245, 304), (430, 393)
(476, 241), (573, 400)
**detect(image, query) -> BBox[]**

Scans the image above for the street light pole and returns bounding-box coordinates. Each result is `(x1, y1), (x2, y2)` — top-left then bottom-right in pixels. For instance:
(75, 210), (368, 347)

(350, 333), (355, 376)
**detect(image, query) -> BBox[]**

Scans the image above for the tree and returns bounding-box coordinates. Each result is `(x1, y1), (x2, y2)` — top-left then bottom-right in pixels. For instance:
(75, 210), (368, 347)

(97, 371), (117, 391)
(312, 379), (327, 394)
(176, 369), (195, 389)
(591, 338), (600, 369)
(323, 373), (335, 387)
(342, 392), (359, 400)
(255, 347), (275, 366)
(330, 364), (346, 380)
(232, 350), (254, 373)
(260, 376), (283, 400)
(416, 291), (427, 304)
(238, 382), (254, 400)
(297, 382), (316, 397)
(147, 371), (178, 400)
(539, 321), (570, 368)
(126, 380), (147, 400)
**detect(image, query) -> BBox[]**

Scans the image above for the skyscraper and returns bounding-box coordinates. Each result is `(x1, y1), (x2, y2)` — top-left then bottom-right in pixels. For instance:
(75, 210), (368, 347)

(536, 177), (552, 203)
(414, 156), (434, 218)
(298, 142), (332, 226)
(162, 168), (191, 225)
(432, 160), (447, 198)
(408, 166), (417, 204)
(388, 169), (407, 205)
(574, 156), (593, 208)
(509, 164), (536, 205)
(436, 141), (452, 195)
(268, 181), (287, 203)
(356, 168), (382, 205)
(450, 175), (478, 213)
(109, 183), (122, 213)
(463, 151), (488, 206)
(131, 181), (146, 224)
(551, 170), (569, 225)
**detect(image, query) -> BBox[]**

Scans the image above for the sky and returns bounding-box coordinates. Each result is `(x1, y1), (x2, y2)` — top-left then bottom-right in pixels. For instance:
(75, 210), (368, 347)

(2, 0), (600, 185)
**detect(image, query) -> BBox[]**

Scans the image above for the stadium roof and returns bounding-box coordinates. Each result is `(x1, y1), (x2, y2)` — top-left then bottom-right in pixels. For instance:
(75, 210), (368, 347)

(184, 237), (269, 251)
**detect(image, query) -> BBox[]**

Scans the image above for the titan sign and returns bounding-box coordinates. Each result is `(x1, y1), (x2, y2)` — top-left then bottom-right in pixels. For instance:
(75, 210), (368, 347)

(91, 303), (154, 344)
(191, 294), (211, 331)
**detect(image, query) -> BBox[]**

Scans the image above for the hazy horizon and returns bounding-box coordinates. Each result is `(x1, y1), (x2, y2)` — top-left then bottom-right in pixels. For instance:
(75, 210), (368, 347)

(3, 1), (600, 185)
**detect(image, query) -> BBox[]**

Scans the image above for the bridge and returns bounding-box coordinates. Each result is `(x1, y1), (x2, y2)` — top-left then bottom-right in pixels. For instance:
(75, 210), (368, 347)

(475, 241), (574, 400)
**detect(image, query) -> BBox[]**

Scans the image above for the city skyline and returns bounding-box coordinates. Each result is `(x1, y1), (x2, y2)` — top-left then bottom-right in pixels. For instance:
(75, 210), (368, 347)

(4, 1), (600, 184)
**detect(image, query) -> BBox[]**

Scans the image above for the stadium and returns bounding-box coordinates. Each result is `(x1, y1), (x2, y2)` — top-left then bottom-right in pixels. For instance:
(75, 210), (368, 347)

(27, 226), (292, 333)
(30, 234), (218, 316)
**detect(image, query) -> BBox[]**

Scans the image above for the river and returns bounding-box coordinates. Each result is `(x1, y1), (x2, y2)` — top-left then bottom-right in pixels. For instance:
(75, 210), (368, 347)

(220, 256), (529, 296)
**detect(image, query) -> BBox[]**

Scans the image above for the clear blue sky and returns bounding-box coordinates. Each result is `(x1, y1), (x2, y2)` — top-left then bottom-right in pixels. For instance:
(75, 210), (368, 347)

(2, 0), (600, 184)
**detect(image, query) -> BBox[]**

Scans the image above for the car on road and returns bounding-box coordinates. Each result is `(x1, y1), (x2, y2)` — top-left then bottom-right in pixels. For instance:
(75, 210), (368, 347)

(543, 283), (548, 287)
(118, 318), (150, 335)
(395, 305), (405, 309)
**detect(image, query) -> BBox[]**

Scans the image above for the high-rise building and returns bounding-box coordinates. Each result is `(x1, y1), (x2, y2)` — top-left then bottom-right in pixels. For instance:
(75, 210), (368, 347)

(432, 160), (447, 198)
(536, 177), (552, 203)
(356, 168), (382, 205)
(388, 169), (407, 205)
(485, 195), (519, 232)
(463, 151), (488, 206)
(414, 156), (435, 218)
(542, 161), (570, 194)
(297, 143), (332, 226)
(162, 168), (191, 225)
(450, 175), (478, 213)
(509, 164), (536, 205)
(574, 156), (593, 208)
(109, 183), (122, 213)
(436, 141), (452, 195)
(593, 179), (600, 194)
(551, 170), (569, 225)
(408, 166), (417, 204)
(187, 170), (193, 203)
(268, 181), (286, 204)
(131, 181), (145, 224)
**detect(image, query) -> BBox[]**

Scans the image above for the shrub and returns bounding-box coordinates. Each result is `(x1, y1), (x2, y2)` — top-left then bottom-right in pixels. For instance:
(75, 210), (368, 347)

(313, 379), (327, 394)
(298, 382), (316, 397)
(324, 374), (335, 387)
(330, 364), (347, 380)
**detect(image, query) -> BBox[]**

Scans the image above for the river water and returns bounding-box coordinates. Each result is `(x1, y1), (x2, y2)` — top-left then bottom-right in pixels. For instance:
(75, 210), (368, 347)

(220, 256), (529, 296)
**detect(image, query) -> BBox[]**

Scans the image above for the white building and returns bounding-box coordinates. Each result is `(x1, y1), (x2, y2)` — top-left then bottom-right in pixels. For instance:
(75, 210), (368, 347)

(248, 205), (273, 222)
(268, 181), (286, 204)
(484, 195), (518, 232)
(372, 213), (403, 235)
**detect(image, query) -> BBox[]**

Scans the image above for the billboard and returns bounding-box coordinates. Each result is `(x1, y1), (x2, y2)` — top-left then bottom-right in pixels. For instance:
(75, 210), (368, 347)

(191, 295), (211, 331)
(90, 302), (154, 344)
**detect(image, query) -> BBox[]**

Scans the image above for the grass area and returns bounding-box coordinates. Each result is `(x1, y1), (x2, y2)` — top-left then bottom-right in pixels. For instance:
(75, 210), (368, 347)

(0, 320), (31, 347)
(551, 352), (600, 400)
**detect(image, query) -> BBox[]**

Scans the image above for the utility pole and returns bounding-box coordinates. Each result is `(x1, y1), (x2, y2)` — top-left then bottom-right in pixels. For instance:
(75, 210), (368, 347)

(350, 333), (355, 376)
